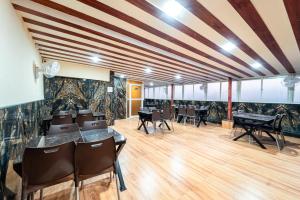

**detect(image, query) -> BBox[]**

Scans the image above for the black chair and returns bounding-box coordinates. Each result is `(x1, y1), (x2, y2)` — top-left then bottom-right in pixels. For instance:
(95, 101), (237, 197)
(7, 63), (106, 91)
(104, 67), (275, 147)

(48, 123), (79, 135)
(19, 142), (75, 200)
(82, 120), (107, 131)
(258, 114), (286, 150)
(74, 137), (119, 200)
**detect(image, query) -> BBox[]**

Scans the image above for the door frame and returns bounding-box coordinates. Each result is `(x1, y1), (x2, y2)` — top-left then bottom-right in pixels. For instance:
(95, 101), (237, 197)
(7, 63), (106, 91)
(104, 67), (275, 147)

(128, 83), (144, 117)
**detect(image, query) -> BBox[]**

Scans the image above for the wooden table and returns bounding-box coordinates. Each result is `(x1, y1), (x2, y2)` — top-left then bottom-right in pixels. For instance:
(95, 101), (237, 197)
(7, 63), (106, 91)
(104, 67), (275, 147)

(12, 128), (127, 193)
(233, 113), (276, 149)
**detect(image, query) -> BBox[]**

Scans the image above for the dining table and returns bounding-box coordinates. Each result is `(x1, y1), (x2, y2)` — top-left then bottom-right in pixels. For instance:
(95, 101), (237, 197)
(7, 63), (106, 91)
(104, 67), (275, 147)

(175, 107), (209, 126)
(232, 113), (276, 149)
(137, 111), (171, 134)
(11, 127), (127, 193)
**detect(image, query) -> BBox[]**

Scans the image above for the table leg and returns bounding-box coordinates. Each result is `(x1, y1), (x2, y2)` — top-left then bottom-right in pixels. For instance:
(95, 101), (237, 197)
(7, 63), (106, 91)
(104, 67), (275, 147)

(177, 116), (183, 123)
(115, 160), (126, 192)
(264, 131), (276, 141)
(164, 120), (171, 130)
(249, 132), (266, 149)
(138, 119), (149, 134)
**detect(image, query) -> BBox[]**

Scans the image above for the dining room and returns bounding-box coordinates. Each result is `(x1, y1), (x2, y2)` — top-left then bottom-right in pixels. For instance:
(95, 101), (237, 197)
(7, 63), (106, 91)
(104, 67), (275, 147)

(1, 0), (300, 200)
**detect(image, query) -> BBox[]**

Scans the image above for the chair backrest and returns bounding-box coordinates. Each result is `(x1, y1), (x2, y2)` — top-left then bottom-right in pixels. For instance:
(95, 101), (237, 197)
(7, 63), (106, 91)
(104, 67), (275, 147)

(273, 114), (286, 132)
(152, 110), (161, 121)
(76, 113), (94, 127)
(54, 110), (70, 116)
(48, 123), (79, 135)
(22, 141), (75, 187)
(78, 109), (92, 114)
(186, 107), (195, 116)
(75, 137), (116, 178)
(162, 108), (172, 120)
(178, 107), (186, 115)
(82, 120), (107, 131)
(52, 114), (73, 125)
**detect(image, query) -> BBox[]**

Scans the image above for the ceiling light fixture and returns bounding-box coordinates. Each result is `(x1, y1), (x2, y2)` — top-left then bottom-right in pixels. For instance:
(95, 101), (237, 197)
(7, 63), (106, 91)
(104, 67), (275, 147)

(119, 74), (125, 78)
(221, 41), (237, 52)
(175, 74), (181, 79)
(162, 0), (183, 18)
(251, 62), (262, 69)
(149, 82), (154, 86)
(144, 68), (152, 73)
(90, 56), (101, 63)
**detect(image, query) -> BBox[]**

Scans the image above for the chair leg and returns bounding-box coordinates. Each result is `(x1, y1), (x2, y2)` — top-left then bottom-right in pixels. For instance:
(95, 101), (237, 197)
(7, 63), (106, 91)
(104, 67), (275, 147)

(75, 186), (79, 200)
(275, 132), (281, 151)
(171, 120), (174, 132)
(115, 173), (120, 200)
(80, 181), (84, 189)
(40, 189), (43, 200)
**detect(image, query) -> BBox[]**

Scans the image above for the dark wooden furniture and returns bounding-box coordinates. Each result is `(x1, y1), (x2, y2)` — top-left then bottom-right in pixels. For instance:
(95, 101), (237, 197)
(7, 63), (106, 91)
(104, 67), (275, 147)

(51, 114), (73, 125)
(48, 123), (80, 135)
(82, 120), (107, 131)
(74, 137), (119, 200)
(233, 113), (276, 149)
(13, 127), (127, 195)
(76, 113), (94, 127)
(19, 142), (75, 200)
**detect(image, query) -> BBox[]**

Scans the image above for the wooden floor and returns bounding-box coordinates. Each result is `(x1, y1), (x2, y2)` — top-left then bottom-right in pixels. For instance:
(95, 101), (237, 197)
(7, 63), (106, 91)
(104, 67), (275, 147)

(7, 118), (300, 200)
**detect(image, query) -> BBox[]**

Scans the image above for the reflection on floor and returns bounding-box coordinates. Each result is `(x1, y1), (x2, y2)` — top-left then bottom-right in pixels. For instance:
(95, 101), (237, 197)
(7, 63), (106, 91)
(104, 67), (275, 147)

(6, 118), (300, 200)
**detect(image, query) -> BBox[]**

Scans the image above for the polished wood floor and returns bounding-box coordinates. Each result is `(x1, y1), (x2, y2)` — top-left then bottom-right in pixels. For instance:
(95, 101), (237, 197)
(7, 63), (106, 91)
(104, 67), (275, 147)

(7, 118), (300, 200)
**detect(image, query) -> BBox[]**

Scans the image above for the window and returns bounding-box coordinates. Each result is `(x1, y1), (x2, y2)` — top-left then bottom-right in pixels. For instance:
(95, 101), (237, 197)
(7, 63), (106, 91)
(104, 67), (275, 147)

(167, 85), (172, 99)
(148, 87), (154, 99)
(183, 84), (194, 100)
(240, 79), (261, 102)
(154, 87), (160, 99)
(207, 82), (220, 101)
(294, 79), (300, 103)
(144, 87), (149, 99)
(174, 85), (183, 100)
(262, 77), (288, 103)
(193, 84), (206, 100)
(221, 81), (238, 102)
(160, 86), (167, 99)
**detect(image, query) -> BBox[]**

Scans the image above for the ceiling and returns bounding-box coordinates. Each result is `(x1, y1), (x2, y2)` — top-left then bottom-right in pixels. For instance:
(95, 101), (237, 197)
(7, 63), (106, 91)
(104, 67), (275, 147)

(12, 0), (300, 84)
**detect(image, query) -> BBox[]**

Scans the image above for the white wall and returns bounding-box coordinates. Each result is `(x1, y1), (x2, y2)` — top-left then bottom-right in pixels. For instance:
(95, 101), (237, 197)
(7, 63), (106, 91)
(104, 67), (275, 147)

(57, 61), (110, 82)
(0, 1), (43, 108)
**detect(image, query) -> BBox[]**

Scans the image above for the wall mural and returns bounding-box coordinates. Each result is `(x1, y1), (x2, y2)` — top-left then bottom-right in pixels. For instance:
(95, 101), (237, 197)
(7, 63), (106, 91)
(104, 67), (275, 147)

(0, 100), (43, 198)
(43, 74), (127, 125)
(0, 74), (127, 198)
(144, 99), (300, 137)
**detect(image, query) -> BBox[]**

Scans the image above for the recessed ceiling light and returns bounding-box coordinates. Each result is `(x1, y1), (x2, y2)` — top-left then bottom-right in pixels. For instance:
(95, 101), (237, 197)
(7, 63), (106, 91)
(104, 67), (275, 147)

(90, 56), (101, 63)
(149, 82), (154, 86)
(144, 68), (152, 73)
(251, 62), (262, 69)
(162, 0), (183, 18)
(119, 74), (125, 78)
(221, 41), (237, 52)
(175, 74), (181, 79)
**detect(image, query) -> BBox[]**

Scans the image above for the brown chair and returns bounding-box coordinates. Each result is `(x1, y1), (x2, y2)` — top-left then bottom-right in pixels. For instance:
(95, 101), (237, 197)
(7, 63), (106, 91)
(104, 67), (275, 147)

(74, 137), (119, 200)
(76, 113), (94, 127)
(52, 114), (73, 125)
(48, 123), (80, 135)
(162, 108), (174, 132)
(82, 120), (108, 131)
(21, 142), (75, 200)
(186, 107), (196, 126)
